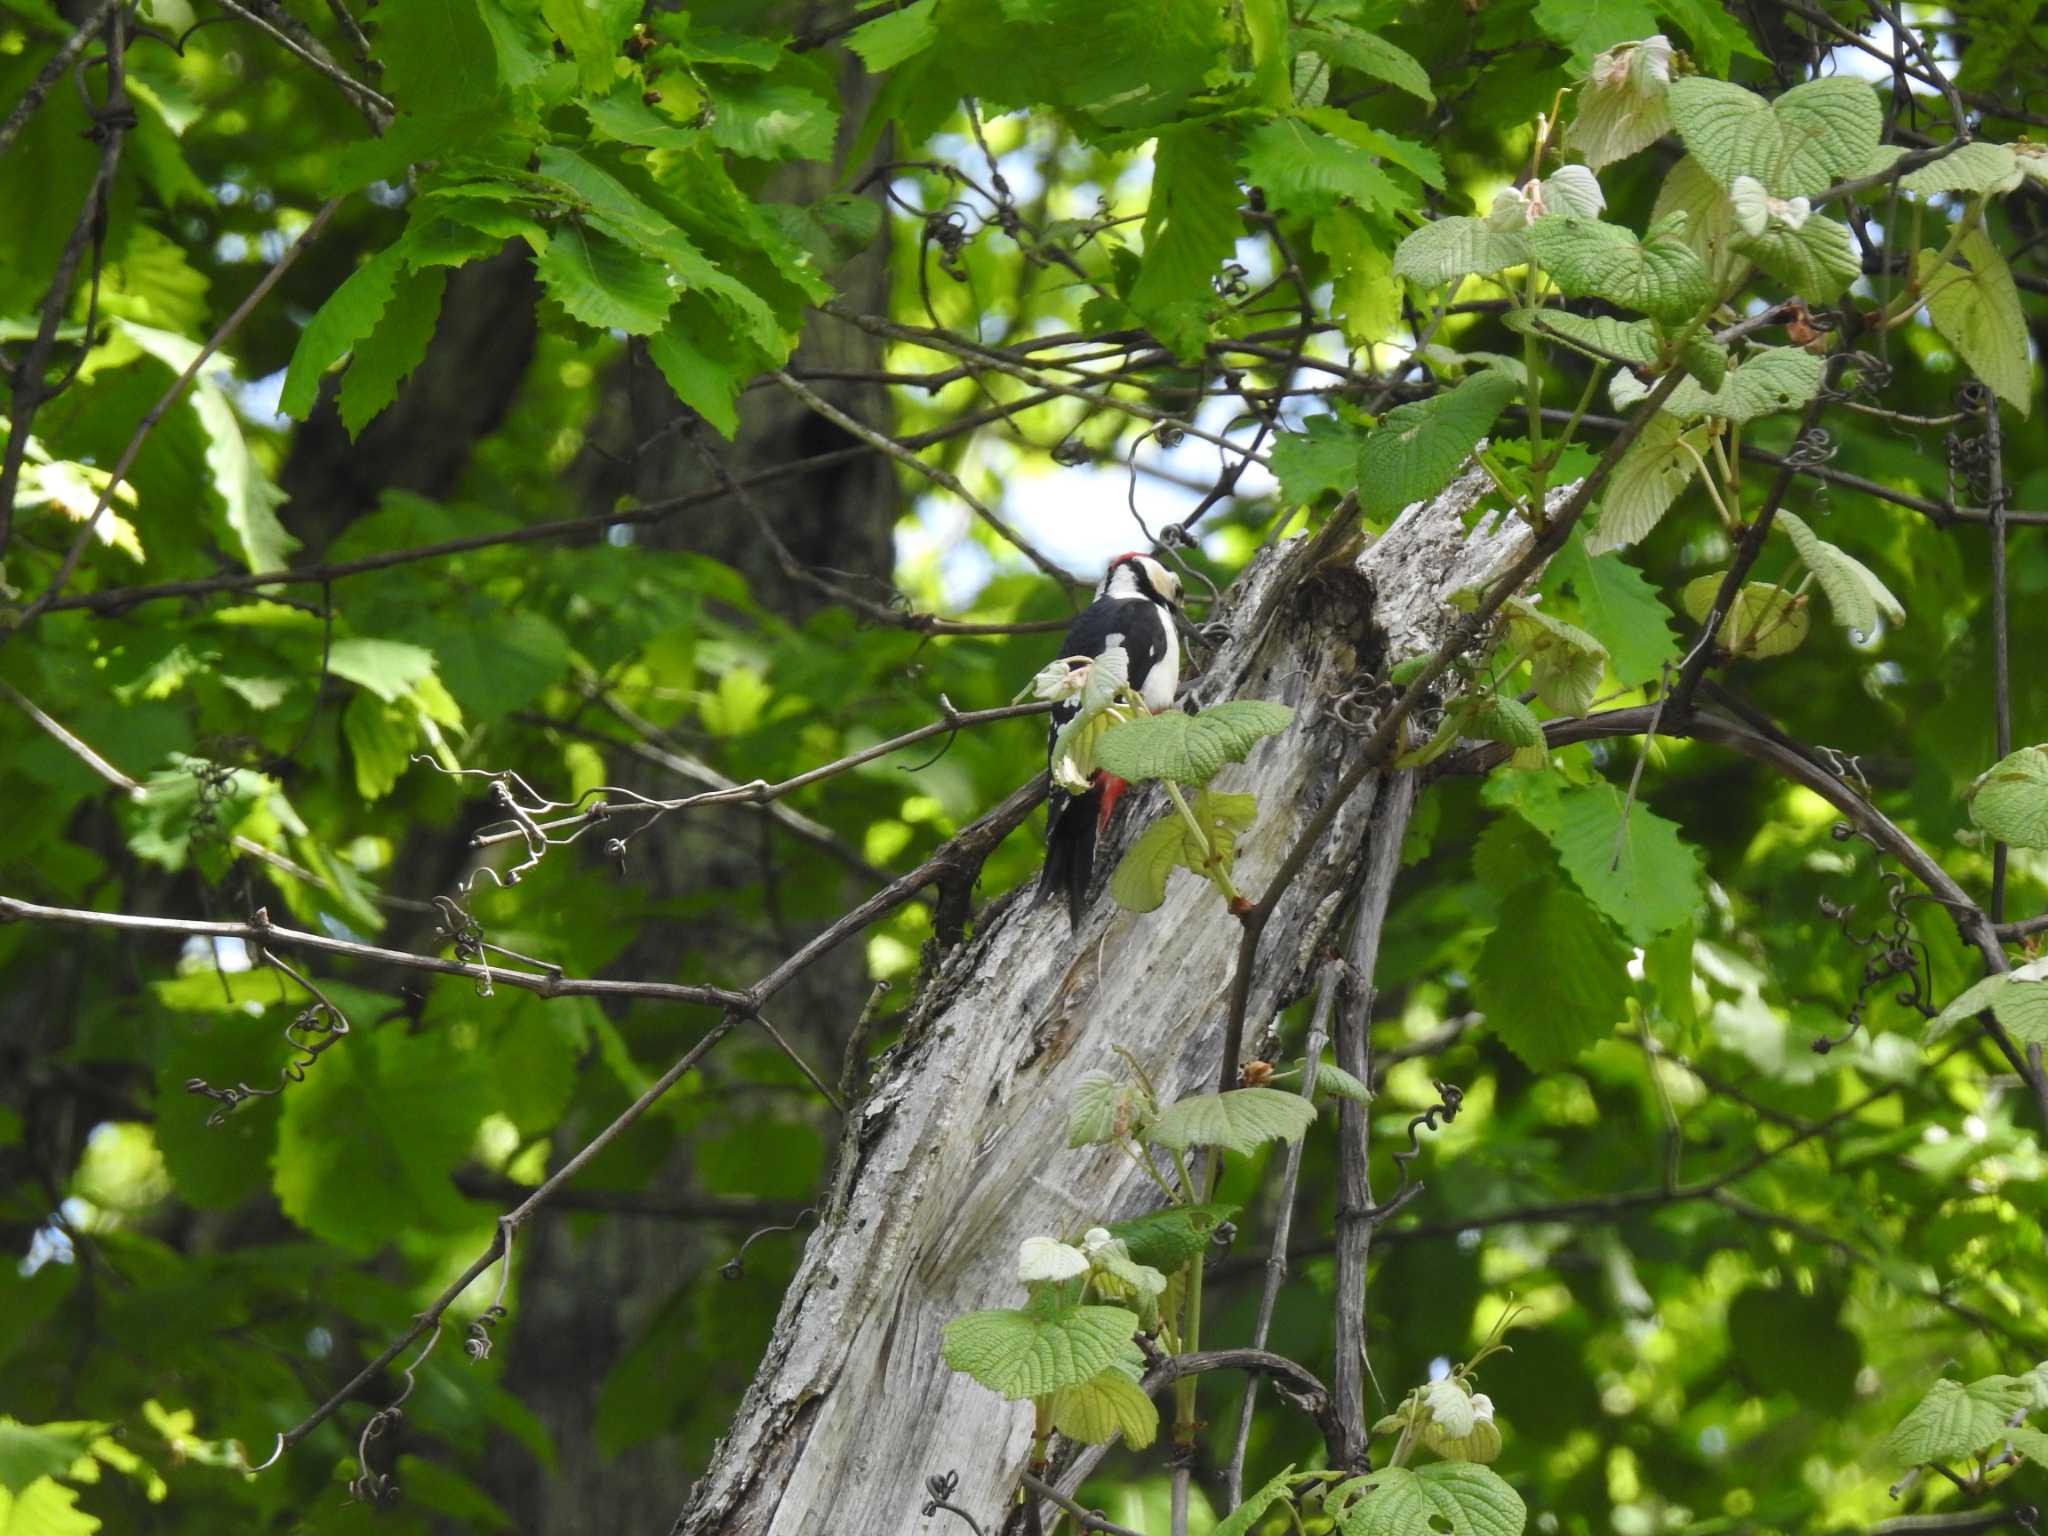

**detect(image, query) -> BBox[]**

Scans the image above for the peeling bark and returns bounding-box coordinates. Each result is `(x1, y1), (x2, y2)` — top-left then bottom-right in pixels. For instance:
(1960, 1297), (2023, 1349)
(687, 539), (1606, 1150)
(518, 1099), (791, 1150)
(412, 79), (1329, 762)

(671, 470), (1545, 1535)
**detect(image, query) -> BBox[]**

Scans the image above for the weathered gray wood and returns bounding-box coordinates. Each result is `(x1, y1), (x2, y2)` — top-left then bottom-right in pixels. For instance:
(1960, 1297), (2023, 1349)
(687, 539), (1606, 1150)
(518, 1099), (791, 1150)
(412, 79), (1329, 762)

(673, 472), (1553, 1536)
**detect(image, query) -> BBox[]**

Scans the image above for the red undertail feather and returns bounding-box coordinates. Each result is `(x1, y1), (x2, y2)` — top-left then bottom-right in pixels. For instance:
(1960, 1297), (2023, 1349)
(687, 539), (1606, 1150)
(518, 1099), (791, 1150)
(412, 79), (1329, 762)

(1094, 772), (1128, 835)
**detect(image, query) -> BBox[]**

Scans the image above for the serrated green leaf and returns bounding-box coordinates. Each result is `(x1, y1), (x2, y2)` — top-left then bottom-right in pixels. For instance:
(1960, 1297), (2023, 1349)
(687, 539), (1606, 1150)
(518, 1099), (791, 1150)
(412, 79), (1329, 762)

(941, 1303), (1139, 1400)
(1667, 75), (1881, 197)
(1316, 206), (1401, 347)
(708, 80), (839, 163)
(1392, 217), (1530, 288)
(1358, 371), (1518, 518)
(1532, 0), (1656, 62)
(537, 223), (677, 335)
(1214, 1463), (1301, 1536)
(1900, 142), (2021, 196)
(647, 306), (747, 439)
(1680, 574), (1811, 657)
(0, 1476), (100, 1535)
(1918, 230), (2032, 416)
(327, 638), (439, 703)
(846, 0), (937, 68)
(1775, 510), (1905, 637)
(540, 0), (636, 92)
(1306, 20), (1432, 104)
(1968, 746), (2048, 851)
(1735, 212), (1861, 302)
(1096, 702), (1293, 786)
(0, 1420), (98, 1495)
(1149, 1086), (1319, 1154)
(1048, 1365), (1159, 1448)
(337, 265), (447, 439)
(1243, 117), (1401, 216)
(1885, 1375), (2033, 1465)
(1271, 414), (1366, 505)
(1502, 308), (1660, 365)
(1130, 127), (1242, 359)
(1526, 213), (1713, 323)
(1678, 333), (1728, 391)
(1546, 538), (1680, 686)
(1466, 693), (1544, 749)
(1589, 414), (1702, 554)
(1474, 875), (1631, 1069)
(1491, 772), (1702, 944)
(1506, 599), (1609, 716)
(1336, 1461), (1527, 1536)
(1103, 1202), (1238, 1272)
(1069, 1067), (1155, 1147)
(1615, 345), (1824, 421)
(279, 244), (407, 420)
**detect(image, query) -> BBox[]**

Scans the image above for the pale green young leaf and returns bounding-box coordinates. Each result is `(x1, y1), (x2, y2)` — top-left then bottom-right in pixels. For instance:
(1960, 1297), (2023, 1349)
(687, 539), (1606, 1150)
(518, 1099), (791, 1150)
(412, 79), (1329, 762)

(1918, 230), (2033, 416)
(1667, 75), (1881, 197)
(1104, 1201), (1238, 1273)
(1611, 346), (1824, 421)
(1680, 575), (1810, 657)
(279, 244), (406, 420)
(1305, 20), (1433, 105)
(1109, 815), (1194, 914)
(1311, 1061), (1372, 1103)
(1095, 701), (1293, 785)
(1358, 371), (1518, 518)
(1563, 34), (1674, 169)
(1775, 510), (1905, 636)
(1048, 1365), (1159, 1448)
(1392, 217), (1530, 288)
(536, 223), (677, 335)
(1336, 1461), (1526, 1536)
(1213, 1464), (1301, 1536)
(1899, 142), (2022, 197)
(1068, 1068), (1155, 1146)
(1474, 875), (1631, 1069)
(1968, 746), (2048, 850)
(0, 1419), (99, 1494)
(1465, 693), (1545, 749)
(337, 265), (448, 440)
(1502, 308), (1659, 365)
(1651, 154), (1742, 287)
(1588, 415), (1701, 554)
(1048, 645), (1131, 791)
(1525, 213), (1713, 322)
(1923, 960), (2048, 1045)
(327, 638), (440, 703)
(1148, 1086), (1319, 1154)
(1735, 212), (1861, 302)
(1315, 207), (1400, 348)
(1505, 599), (1609, 716)
(941, 1304), (1139, 1400)
(846, 0), (937, 69)
(1884, 1375), (2034, 1465)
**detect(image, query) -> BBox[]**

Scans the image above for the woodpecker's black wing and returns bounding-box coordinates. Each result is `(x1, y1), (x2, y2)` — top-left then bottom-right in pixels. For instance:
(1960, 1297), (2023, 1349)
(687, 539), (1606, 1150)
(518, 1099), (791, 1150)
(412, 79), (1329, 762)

(1034, 597), (1174, 928)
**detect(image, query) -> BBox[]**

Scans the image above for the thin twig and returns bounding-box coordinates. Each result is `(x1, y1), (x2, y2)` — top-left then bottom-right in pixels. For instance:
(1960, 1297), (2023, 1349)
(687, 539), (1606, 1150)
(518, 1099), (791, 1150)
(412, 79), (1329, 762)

(0, 0), (122, 161)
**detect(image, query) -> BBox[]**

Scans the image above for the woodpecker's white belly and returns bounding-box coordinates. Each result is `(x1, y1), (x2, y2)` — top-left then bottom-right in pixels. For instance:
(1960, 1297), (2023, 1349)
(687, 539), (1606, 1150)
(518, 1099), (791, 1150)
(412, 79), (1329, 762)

(1137, 607), (1179, 712)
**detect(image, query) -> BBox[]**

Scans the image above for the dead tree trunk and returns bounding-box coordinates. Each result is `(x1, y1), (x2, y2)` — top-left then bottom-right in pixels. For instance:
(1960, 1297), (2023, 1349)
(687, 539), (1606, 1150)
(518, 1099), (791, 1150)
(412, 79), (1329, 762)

(671, 468), (1542, 1534)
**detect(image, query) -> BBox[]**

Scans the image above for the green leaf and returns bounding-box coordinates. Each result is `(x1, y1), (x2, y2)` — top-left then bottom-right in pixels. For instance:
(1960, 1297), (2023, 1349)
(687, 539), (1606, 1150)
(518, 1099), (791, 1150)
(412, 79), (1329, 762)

(1392, 217), (1529, 288)
(0, 1420), (97, 1495)
(1505, 599), (1609, 717)
(708, 80), (839, 163)
(541, 0), (637, 93)
(279, 244), (407, 420)
(1589, 414), (1701, 554)
(1657, 0), (1761, 74)
(1068, 1068), (1155, 1147)
(1491, 773), (1701, 943)
(1096, 702), (1293, 786)
(846, 0), (938, 69)
(1526, 213), (1714, 323)
(1305, 21), (1432, 104)
(1109, 815), (1195, 914)
(1546, 538), (1680, 686)
(1775, 510), (1905, 637)
(272, 1025), (492, 1256)
(1885, 1375), (2034, 1465)
(1048, 1365), (1159, 1448)
(1242, 117), (1401, 217)
(647, 308), (746, 439)
(337, 265), (448, 439)
(1316, 207), (1401, 347)
(1680, 574), (1810, 658)
(1968, 747), (2048, 851)
(0, 1476), (100, 1535)
(1735, 212), (1861, 302)
(1613, 345), (1824, 421)
(1474, 875), (1632, 1069)
(1214, 1463), (1300, 1536)
(1502, 308), (1659, 365)
(1336, 1461), (1527, 1536)
(1918, 230), (2033, 416)
(1533, 0), (1656, 62)
(1148, 1086), (1319, 1154)
(1103, 1202), (1238, 1272)
(327, 638), (439, 703)
(536, 222), (678, 336)
(1465, 693), (1545, 749)
(1667, 76), (1881, 197)
(1899, 142), (2021, 196)
(1678, 333), (1728, 391)
(1358, 372), (1518, 519)
(1726, 1287), (1860, 1412)
(941, 1303), (1139, 1399)
(1312, 1061), (1373, 1103)
(1271, 414), (1365, 505)
(1129, 127), (1242, 359)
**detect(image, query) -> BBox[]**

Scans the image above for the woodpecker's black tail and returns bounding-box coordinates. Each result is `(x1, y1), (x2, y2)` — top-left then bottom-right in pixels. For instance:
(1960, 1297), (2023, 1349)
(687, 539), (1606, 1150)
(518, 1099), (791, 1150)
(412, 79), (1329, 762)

(1036, 785), (1100, 929)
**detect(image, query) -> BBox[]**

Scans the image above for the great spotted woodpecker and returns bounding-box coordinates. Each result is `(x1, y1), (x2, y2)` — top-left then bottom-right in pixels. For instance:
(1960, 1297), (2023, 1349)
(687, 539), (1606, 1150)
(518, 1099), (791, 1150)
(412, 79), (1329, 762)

(1035, 552), (1186, 927)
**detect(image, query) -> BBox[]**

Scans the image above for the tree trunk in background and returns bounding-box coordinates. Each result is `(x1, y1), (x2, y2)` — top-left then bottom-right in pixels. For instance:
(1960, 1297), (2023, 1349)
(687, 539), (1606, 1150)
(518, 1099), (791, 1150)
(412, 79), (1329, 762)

(669, 468), (1545, 1534)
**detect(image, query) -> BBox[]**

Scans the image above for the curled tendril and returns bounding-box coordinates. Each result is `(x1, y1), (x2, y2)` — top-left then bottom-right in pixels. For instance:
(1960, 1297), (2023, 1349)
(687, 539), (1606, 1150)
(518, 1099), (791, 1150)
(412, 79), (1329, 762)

(1050, 436), (1094, 467)
(924, 208), (972, 279)
(1213, 260), (1251, 298)
(464, 1305), (507, 1362)
(186, 955), (350, 1125)
(1388, 1081), (1464, 1201)
(348, 1327), (442, 1507)
(921, 1470), (986, 1534)
(721, 1208), (817, 1281)
(1813, 822), (1936, 1053)
(1781, 426), (1837, 468)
